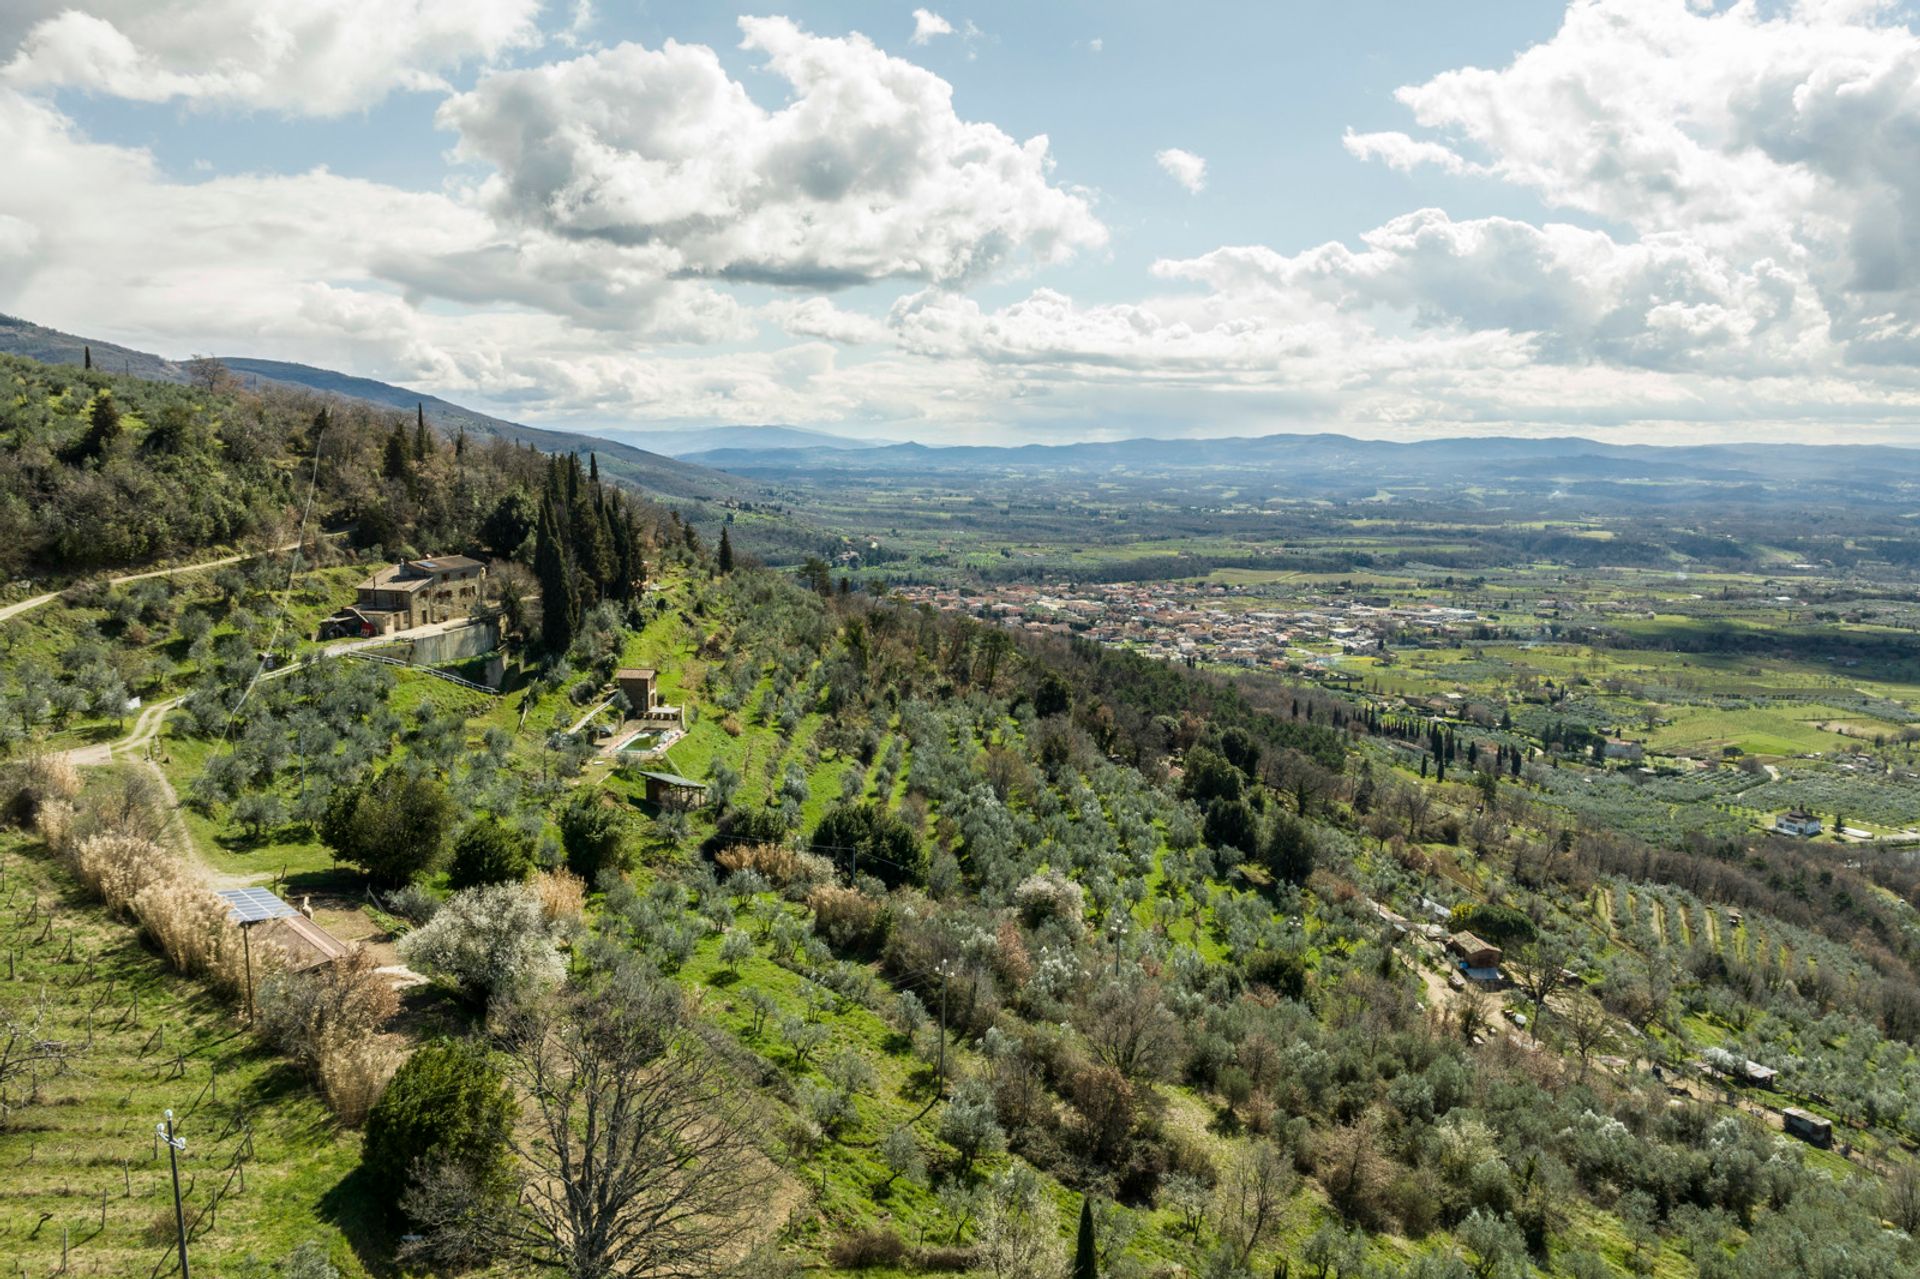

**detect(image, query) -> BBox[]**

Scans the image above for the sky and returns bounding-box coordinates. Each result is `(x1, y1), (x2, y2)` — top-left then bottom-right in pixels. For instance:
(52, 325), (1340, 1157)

(3, 1), (1920, 447)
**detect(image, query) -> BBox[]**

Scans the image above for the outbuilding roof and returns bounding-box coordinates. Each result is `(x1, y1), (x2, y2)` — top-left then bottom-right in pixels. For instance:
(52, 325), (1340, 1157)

(635, 769), (704, 789)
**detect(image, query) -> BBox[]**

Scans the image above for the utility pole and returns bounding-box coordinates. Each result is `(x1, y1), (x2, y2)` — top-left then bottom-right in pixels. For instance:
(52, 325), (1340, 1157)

(239, 922), (255, 1024)
(158, 1109), (190, 1279)
(935, 961), (951, 1093)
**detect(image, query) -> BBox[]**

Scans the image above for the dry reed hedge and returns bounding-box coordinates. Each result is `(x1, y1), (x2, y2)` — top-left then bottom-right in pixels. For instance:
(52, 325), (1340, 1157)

(28, 764), (398, 1123)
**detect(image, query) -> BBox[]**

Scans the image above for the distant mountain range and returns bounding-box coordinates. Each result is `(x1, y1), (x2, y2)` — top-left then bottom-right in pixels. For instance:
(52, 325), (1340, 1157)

(684, 432), (1920, 509)
(0, 314), (749, 513)
(9, 311), (1919, 514)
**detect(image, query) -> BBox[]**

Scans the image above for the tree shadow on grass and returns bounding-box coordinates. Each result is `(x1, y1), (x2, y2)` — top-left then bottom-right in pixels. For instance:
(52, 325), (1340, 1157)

(213, 824), (317, 856)
(899, 1062), (942, 1104)
(319, 1162), (404, 1279)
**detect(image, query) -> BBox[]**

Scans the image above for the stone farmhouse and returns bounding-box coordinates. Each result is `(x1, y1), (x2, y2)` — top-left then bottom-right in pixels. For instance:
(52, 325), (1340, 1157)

(319, 555), (487, 639)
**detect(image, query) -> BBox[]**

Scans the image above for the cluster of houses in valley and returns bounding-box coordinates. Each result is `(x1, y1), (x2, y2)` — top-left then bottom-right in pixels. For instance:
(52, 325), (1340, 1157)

(893, 581), (1480, 669)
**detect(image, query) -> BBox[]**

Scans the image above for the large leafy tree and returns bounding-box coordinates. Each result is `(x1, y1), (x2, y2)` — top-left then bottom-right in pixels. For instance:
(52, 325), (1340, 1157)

(321, 768), (457, 885)
(810, 801), (925, 888)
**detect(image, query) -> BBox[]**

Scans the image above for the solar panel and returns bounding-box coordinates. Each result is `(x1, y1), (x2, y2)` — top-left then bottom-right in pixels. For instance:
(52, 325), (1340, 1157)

(216, 887), (298, 924)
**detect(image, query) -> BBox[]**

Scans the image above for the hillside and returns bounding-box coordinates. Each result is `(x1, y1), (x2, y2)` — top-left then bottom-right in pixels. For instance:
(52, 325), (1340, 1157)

(5, 517), (1919, 1277)
(0, 313), (768, 523)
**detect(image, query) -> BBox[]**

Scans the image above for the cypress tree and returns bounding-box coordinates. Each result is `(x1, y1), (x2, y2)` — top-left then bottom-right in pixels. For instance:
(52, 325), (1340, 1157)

(413, 404), (431, 459)
(83, 345), (91, 370)
(535, 498), (580, 655)
(718, 526), (734, 574)
(1073, 1195), (1098, 1279)
(383, 423), (411, 480)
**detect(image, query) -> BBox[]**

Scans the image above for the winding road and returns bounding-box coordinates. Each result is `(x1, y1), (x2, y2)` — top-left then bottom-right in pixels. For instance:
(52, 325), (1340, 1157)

(0, 541), (304, 625)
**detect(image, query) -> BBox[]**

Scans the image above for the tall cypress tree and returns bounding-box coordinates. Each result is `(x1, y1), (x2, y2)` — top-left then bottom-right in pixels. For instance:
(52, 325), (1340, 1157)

(413, 404), (431, 459)
(1073, 1196), (1098, 1279)
(718, 526), (734, 574)
(534, 497), (579, 655)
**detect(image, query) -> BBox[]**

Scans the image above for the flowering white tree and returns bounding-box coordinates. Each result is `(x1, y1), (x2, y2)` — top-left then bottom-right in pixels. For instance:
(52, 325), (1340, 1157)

(401, 883), (563, 1006)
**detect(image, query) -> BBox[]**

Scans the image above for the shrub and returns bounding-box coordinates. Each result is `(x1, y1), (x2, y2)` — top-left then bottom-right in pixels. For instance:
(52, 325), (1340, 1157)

(383, 883), (441, 924)
(1450, 902), (1537, 946)
(363, 1038), (516, 1214)
(399, 882), (563, 1006)
(807, 884), (890, 953)
(531, 868), (586, 925)
(1014, 870), (1085, 933)
(719, 804), (789, 847)
(911, 1246), (976, 1272)
(278, 1241), (340, 1279)
(558, 791), (634, 881)
(448, 818), (535, 889)
(827, 1229), (906, 1270)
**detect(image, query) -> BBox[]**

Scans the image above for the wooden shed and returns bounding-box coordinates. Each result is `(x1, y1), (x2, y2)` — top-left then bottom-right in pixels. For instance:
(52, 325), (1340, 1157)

(1782, 1107), (1832, 1147)
(1447, 931), (1504, 969)
(636, 769), (705, 811)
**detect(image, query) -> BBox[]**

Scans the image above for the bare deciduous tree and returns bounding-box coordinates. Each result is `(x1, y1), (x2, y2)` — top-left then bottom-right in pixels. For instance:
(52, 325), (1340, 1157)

(1081, 979), (1184, 1081)
(1216, 1138), (1295, 1268)
(0, 998), (78, 1122)
(1557, 992), (1612, 1081)
(1508, 936), (1573, 1032)
(406, 967), (768, 1279)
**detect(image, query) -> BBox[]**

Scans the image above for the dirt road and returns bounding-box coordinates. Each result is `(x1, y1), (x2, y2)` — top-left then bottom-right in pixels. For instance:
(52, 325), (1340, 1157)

(0, 541), (303, 625)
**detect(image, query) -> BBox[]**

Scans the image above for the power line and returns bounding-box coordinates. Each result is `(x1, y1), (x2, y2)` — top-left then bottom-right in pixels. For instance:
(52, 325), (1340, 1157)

(219, 427), (328, 750)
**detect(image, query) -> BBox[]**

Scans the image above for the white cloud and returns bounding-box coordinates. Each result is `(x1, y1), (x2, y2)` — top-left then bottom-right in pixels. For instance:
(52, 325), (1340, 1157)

(1341, 129), (1481, 176)
(1, 0), (542, 116)
(910, 9), (954, 45)
(1376, 0), (1920, 361)
(1088, 37), (1104, 54)
(439, 17), (1106, 287)
(1155, 147), (1207, 194)
(767, 297), (890, 346)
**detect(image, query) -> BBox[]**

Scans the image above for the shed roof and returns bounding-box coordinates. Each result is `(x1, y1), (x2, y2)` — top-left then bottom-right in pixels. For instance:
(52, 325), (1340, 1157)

(636, 769), (704, 789)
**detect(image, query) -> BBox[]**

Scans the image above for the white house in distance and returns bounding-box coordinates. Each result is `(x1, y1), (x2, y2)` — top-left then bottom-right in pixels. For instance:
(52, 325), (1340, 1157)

(1773, 810), (1823, 838)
